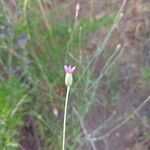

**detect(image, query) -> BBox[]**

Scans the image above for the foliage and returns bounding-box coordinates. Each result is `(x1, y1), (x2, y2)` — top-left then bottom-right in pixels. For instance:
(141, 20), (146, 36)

(0, 77), (28, 149)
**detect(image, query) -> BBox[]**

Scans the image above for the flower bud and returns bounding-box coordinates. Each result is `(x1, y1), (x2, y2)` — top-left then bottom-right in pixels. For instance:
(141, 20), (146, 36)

(64, 65), (76, 87)
(65, 73), (73, 87)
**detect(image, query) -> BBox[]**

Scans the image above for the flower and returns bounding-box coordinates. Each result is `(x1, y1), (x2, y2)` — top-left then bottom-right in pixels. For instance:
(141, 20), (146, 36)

(18, 35), (28, 48)
(64, 65), (76, 74)
(64, 65), (76, 86)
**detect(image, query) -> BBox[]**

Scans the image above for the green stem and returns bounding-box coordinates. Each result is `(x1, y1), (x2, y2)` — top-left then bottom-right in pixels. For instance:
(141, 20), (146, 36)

(62, 86), (70, 150)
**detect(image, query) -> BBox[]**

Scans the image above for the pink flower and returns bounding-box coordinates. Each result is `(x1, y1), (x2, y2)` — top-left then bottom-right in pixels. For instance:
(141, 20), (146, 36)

(64, 65), (76, 74)
(64, 65), (76, 86)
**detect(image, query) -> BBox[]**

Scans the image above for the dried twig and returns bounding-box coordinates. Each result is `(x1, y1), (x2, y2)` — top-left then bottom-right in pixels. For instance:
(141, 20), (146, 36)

(91, 96), (150, 142)
(73, 107), (97, 150)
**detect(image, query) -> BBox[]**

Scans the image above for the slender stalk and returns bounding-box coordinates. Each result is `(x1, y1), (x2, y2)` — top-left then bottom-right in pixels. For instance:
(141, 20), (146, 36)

(92, 96), (150, 142)
(73, 107), (97, 150)
(62, 86), (70, 150)
(72, 0), (127, 91)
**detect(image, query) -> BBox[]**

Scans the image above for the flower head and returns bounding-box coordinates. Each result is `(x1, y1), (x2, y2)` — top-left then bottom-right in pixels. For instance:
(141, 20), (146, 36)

(64, 65), (76, 74)
(64, 65), (76, 86)
(18, 35), (28, 48)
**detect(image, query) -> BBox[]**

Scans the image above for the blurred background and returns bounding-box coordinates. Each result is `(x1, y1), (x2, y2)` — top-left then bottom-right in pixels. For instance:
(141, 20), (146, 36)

(0, 0), (150, 149)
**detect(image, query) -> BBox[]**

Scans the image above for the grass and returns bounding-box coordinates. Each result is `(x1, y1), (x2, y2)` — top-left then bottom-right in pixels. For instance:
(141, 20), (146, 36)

(0, 0), (149, 149)
(141, 67), (150, 82)
(0, 77), (28, 149)
(0, 0), (121, 148)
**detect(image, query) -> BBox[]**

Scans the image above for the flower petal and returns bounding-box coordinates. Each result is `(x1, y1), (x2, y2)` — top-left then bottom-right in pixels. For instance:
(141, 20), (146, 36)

(72, 66), (76, 71)
(64, 65), (76, 74)
(64, 65), (68, 71)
